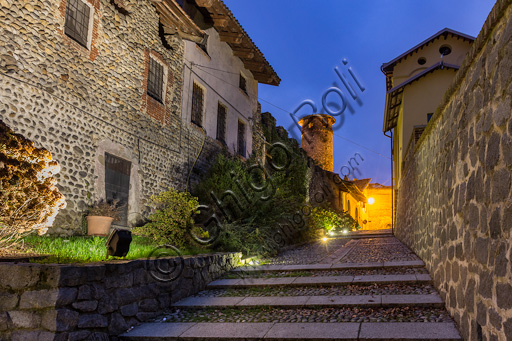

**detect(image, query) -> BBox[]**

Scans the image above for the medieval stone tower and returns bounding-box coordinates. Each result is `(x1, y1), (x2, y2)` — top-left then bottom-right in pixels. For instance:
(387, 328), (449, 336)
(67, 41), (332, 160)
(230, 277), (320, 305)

(299, 114), (335, 171)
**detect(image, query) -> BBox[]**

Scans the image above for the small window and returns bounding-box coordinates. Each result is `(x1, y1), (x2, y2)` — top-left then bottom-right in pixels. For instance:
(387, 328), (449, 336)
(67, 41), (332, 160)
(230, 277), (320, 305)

(418, 57), (426, 65)
(147, 57), (164, 103)
(216, 102), (227, 143)
(239, 73), (247, 94)
(439, 45), (452, 56)
(191, 82), (204, 126)
(427, 113), (433, 122)
(64, 0), (92, 48)
(237, 120), (246, 157)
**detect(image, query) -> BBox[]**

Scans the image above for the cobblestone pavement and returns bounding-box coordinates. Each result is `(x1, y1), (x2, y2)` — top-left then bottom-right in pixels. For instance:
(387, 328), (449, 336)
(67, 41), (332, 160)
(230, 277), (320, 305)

(195, 283), (439, 297)
(222, 267), (429, 279)
(161, 306), (452, 323)
(260, 238), (351, 265)
(125, 231), (461, 340)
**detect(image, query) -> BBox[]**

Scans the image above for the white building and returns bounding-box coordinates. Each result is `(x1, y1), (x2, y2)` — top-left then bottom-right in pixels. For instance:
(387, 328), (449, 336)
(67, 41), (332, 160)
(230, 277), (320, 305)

(179, 0), (280, 157)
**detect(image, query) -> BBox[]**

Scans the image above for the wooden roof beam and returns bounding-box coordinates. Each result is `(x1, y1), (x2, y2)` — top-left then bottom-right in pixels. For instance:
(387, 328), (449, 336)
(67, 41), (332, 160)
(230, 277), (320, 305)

(219, 31), (243, 44)
(232, 47), (254, 59)
(242, 61), (265, 72)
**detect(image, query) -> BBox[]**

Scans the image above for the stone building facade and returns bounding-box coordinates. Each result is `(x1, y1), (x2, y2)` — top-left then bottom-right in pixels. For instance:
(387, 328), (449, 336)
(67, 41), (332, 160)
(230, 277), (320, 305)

(0, 0), (279, 234)
(394, 1), (512, 339)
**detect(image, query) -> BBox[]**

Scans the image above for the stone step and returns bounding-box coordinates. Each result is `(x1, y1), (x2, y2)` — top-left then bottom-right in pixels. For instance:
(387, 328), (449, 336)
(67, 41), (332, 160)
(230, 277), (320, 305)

(120, 322), (462, 340)
(173, 294), (444, 308)
(208, 274), (432, 289)
(232, 260), (426, 273)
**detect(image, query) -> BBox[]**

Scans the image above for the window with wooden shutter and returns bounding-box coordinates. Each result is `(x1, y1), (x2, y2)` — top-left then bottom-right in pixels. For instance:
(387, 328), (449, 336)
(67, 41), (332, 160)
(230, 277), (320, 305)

(239, 73), (247, 94)
(147, 57), (164, 103)
(64, 0), (91, 48)
(216, 102), (227, 143)
(237, 120), (246, 157)
(191, 82), (204, 126)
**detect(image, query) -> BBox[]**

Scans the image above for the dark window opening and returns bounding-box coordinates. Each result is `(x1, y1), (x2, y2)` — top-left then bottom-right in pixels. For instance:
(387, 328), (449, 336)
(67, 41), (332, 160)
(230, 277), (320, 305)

(191, 83), (204, 126)
(216, 102), (227, 144)
(439, 45), (452, 56)
(239, 74), (247, 94)
(197, 35), (209, 55)
(110, 0), (130, 15)
(64, 0), (91, 48)
(418, 57), (427, 65)
(148, 57), (164, 103)
(427, 113), (433, 122)
(105, 153), (131, 226)
(237, 120), (246, 157)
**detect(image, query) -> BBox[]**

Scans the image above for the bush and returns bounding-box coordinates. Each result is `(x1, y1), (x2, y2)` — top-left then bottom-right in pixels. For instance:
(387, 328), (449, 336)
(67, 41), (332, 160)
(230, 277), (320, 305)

(133, 188), (199, 247)
(0, 120), (66, 251)
(309, 206), (358, 233)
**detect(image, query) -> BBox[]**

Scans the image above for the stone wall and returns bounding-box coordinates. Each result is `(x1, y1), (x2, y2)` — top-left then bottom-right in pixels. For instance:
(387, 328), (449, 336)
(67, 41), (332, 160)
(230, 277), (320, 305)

(0, 0), (219, 234)
(0, 252), (241, 340)
(395, 1), (512, 340)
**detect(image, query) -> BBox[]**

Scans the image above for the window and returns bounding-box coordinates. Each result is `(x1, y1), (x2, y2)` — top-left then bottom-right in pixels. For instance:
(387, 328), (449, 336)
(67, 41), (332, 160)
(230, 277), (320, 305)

(439, 45), (452, 56)
(105, 153), (131, 226)
(64, 0), (92, 48)
(216, 102), (227, 143)
(147, 57), (164, 103)
(239, 73), (247, 94)
(237, 120), (246, 157)
(191, 82), (204, 126)
(417, 57), (427, 65)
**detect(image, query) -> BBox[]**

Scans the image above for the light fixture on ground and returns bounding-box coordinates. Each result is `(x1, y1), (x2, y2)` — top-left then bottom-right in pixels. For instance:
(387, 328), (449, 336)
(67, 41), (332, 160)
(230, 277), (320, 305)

(106, 228), (132, 257)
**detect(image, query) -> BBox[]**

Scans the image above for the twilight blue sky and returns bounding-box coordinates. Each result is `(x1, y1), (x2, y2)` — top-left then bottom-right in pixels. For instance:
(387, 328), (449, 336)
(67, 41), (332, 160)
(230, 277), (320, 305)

(223, 0), (496, 185)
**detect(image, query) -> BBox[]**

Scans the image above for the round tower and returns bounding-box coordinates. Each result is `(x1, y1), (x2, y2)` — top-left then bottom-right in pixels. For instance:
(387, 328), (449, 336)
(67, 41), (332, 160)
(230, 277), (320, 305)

(299, 114), (335, 171)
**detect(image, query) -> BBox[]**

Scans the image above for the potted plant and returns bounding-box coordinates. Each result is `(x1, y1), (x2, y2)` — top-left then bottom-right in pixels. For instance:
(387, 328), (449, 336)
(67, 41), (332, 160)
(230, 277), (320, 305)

(86, 200), (122, 236)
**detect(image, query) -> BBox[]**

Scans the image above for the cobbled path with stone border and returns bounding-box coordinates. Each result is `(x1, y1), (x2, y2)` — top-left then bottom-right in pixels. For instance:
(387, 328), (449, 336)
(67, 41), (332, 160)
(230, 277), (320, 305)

(121, 231), (462, 340)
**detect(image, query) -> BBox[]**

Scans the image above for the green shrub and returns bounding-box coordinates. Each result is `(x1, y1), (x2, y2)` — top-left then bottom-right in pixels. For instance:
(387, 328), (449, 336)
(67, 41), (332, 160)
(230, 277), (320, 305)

(310, 206), (358, 233)
(133, 188), (199, 247)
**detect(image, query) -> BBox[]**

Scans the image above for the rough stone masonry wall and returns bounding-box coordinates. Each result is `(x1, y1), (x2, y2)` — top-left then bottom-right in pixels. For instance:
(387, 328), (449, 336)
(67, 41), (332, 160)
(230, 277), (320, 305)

(0, 252), (241, 340)
(395, 1), (512, 340)
(0, 0), (219, 234)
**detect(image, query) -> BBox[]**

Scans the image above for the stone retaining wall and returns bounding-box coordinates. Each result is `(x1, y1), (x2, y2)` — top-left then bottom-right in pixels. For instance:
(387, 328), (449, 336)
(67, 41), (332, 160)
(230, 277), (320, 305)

(0, 252), (241, 340)
(395, 1), (512, 340)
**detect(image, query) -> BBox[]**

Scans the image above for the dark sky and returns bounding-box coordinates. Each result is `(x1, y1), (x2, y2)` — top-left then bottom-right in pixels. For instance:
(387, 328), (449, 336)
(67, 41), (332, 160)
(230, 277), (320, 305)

(223, 0), (496, 185)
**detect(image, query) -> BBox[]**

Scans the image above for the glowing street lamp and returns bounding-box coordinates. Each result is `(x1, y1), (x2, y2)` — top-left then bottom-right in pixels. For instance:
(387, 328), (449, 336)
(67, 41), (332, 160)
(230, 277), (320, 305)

(368, 197), (375, 205)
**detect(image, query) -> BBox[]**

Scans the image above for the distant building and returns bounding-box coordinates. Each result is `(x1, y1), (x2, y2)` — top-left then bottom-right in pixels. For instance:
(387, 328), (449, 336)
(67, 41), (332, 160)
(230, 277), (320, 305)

(381, 28), (474, 188)
(299, 114), (369, 227)
(365, 183), (393, 230)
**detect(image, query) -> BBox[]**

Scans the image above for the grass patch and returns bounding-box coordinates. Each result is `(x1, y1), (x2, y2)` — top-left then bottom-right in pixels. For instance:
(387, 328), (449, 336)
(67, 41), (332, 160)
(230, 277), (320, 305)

(21, 235), (210, 264)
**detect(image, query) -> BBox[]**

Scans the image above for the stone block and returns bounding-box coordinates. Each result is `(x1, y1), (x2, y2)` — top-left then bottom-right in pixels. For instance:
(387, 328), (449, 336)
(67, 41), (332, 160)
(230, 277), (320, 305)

(120, 302), (138, 317)
(68, 330), (91, 341)
(77, 284), (104, 300)
(108, 313), (128, 335)
(485, 132), (501, 171)
(0, 264), (40, 289)
(138, 298), (159, 312)
(496, 282), (512, 309)
(7, 310), (41, 329)
(475, 237), (488, 264)
(121, 322), (196, 338)
(0, 293), (19, 311)
(42, 309), (78, 332)
(359, 322), (462, 340)
(72, 300), (98, 312)
(11, 331), (56, 341)
(77, 314), (108, 328)
(266, 322), (360, 339)
(19, 289), (59, 309)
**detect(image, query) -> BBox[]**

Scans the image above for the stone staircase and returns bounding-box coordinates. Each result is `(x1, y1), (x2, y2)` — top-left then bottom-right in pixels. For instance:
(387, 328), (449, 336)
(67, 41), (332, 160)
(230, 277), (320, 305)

(120, 233), (462, 340)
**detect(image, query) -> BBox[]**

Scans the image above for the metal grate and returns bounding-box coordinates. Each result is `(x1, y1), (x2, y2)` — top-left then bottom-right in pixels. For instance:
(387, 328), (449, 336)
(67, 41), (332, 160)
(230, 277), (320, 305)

(191, 83), (204, 126)
(105, 153), (131, 226)
(237, 120), (246, 157)
(65, 0), (91, 48)
(147, 57), (164, 102)
(216, 102), (227, 143)
(239, 74), (247, 94)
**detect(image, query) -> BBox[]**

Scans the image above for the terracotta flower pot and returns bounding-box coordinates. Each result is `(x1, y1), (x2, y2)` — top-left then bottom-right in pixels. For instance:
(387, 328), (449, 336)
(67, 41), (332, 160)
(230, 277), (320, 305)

(87, 216), (114, 236)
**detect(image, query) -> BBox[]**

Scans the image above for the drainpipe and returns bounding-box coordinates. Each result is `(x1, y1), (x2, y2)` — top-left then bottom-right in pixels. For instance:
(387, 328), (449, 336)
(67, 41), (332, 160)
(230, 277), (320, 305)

(384, 130), (394, 235)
